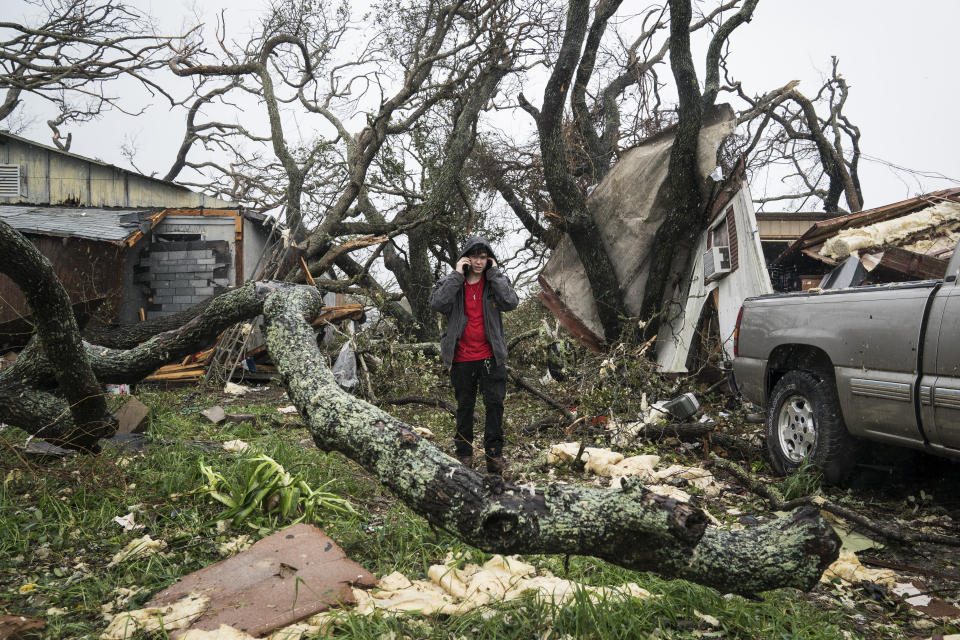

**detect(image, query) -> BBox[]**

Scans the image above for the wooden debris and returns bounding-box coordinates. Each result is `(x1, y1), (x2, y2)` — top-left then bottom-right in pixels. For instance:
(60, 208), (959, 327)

(309, 304), (364, 328)
(145, 524), (376, 637)
(201, 406), (226, 424)
(115, 396), (150, 434)
(0, 614), (45, 639)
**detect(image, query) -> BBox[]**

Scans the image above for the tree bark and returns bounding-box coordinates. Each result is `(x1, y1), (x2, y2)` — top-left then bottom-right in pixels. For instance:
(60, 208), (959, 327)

(639, 0), (705, 335)
(0, 281), (303, 440)
(262, 286), (840, 596)
(529, 0), (631, 343)
(0, 220), (840, 594)
(0, 220), (113, 450)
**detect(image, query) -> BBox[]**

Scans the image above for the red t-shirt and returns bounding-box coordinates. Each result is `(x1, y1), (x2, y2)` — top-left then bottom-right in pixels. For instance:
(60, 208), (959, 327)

(454, 278), (493, 362)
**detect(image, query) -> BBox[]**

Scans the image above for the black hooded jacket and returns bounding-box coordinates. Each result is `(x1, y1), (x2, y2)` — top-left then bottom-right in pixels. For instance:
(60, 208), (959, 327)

(428, 236), (519, 368)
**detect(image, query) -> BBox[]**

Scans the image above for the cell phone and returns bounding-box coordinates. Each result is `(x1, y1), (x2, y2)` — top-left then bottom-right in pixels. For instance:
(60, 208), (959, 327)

(462, 263), (470, 275)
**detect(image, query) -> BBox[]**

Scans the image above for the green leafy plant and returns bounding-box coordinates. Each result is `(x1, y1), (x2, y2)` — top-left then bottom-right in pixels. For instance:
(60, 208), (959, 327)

(774, 460), (823, 501)
(199, 454), (356, 528)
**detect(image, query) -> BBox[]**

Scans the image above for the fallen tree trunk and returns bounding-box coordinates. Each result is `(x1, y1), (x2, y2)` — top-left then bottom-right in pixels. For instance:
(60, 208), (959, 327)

(0, 220), (113, 450)
(0, 216), (840, 593)
(263, 286), (840, 596)
(0, 281), (307, 444)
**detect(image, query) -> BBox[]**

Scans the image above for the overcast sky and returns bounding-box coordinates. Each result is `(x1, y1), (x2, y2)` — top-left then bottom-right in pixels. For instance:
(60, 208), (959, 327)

(6, 0), (959, 212)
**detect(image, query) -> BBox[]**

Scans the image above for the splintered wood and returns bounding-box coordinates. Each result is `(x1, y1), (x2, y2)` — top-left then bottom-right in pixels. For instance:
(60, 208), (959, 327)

(142, 305), (363, 384)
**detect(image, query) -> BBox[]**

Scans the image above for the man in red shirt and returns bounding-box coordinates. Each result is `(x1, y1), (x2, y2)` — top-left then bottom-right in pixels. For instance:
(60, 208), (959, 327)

(429, 237), (519, 474)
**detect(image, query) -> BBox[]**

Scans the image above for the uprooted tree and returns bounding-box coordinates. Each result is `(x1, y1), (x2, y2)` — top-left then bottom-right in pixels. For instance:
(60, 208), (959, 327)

(0, 218), (840, 596)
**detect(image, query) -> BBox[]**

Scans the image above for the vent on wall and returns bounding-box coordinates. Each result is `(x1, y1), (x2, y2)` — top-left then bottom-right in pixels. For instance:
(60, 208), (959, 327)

(0, 164), (20, 197)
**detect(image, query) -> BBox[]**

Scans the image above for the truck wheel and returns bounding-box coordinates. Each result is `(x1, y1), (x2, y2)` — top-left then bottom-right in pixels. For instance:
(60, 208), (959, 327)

(766, 370), (855, 484)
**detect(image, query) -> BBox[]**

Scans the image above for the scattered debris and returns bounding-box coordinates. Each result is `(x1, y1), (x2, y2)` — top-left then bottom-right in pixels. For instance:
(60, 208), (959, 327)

(221, 439), (249, 453)
(143, 524), (376, 637)
(774, 188), (960, 288)
(223, 413), (257, 425)
(546, 442), (718, 496)
(107, 535), (167, 567)
(661, 392), (699, 420)
(101, 593), (208, 640)
(276, 405), (298, 415)
(332, 340), (358, 390)
(822, 551), (897, 587)
(216, 535), (252, 556)
(114, 396), (150, 435)
(223, 382), (251, 396)
(201, 406), (227, 424)
(106, 384), (131, 395)
(112, 513), (144, 531)
(353, 553), (653, 616)
(16, 439), (76, 459)
(102, 433), (149, 453)
(822, 200), (960, 260)
(412, 427), (434, 439)
(143, 349), (214, 384)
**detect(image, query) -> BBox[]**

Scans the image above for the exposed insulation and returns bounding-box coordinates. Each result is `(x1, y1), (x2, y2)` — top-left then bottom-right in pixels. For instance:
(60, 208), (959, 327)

(100, 593), (208, 640)
(822, 201), (960, 259)
(821, 551), (897, 587)
(546, 442), (718, 496)
(352, 553), (652, 616)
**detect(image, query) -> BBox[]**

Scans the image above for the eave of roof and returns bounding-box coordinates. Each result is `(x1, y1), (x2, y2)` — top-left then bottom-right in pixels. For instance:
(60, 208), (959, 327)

(0, 205), (155, 244)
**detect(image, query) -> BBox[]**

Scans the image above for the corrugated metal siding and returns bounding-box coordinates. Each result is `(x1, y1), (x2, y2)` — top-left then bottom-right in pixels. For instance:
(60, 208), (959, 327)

(0, 134), (237, 208)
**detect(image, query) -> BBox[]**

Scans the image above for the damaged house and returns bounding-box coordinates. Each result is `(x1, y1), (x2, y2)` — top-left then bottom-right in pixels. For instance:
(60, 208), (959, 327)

(538, 105), (771, 374)
(0, 131), (276, 350)
(772, 187), (960, 291)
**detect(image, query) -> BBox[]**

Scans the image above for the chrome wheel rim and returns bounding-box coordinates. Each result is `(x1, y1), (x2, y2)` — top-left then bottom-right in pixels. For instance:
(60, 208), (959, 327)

(777, 394), (817, 464)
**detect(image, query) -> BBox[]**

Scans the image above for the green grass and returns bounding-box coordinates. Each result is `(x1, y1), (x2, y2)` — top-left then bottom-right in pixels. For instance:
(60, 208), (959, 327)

(0, 385), (941, 639)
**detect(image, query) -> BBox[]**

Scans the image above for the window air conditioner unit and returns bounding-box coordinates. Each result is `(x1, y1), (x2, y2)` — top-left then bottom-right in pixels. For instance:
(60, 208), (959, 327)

(703, 246), (731, 282)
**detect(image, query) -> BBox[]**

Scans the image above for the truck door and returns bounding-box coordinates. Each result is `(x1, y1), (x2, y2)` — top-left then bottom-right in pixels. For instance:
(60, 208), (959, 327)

(929, 285), (960, 449)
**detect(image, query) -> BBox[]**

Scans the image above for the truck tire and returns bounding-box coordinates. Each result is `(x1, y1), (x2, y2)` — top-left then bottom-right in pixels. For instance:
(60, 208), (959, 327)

(766, 370), (856, 484)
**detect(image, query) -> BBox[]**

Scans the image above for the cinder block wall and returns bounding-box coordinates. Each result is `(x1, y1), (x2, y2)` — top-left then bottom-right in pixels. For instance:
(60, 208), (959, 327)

(136, 240), (231, 319)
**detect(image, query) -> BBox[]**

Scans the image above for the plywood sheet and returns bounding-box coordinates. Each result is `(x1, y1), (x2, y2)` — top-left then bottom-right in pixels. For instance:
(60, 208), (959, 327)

(147, 524), (376, 638)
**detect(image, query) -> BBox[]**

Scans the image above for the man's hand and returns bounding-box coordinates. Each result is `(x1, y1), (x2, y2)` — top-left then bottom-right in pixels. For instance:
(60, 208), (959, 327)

(487, 257), (497, 269)
(455, 257), (471, 274)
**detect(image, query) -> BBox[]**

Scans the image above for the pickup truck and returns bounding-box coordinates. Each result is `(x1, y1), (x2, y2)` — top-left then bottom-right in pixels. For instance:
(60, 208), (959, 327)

(732, 246), (960, 483)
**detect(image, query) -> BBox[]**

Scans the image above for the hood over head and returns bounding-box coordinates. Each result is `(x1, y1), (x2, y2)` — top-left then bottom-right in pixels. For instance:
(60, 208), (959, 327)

(458, 236), (497, 263)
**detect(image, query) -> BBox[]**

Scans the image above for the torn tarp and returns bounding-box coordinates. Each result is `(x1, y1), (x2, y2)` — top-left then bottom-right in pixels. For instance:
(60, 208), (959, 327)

(537, 104), (736, 350)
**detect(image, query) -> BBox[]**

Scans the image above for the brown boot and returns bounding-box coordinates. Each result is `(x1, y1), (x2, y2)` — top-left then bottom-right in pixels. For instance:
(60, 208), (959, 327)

(485, 455), (506, 475)
(456, 455), (474, 469)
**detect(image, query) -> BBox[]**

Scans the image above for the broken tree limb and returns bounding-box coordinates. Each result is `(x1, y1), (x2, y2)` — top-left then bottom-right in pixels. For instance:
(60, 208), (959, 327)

(506, 328), (538, 351)
(375, 396), (456, 415)
(506, 366), (576, 424)
(0, 282), (316, 443)
(0, 220), (113, 449)
(710, 455), (960, 547)
(262, 285), (840, 596)
(1, 282), (299, 389)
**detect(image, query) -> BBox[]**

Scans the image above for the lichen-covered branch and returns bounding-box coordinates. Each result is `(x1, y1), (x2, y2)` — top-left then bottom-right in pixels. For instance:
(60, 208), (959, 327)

(263, 286), (840, 596)
(2, 282), (298, 390)
(0, 220), (112, 450)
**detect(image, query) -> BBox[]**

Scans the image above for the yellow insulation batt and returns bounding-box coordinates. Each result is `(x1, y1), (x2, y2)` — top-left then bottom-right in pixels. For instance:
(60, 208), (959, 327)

(352, 553), (653, 616)
(822, 201), (960, 259)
